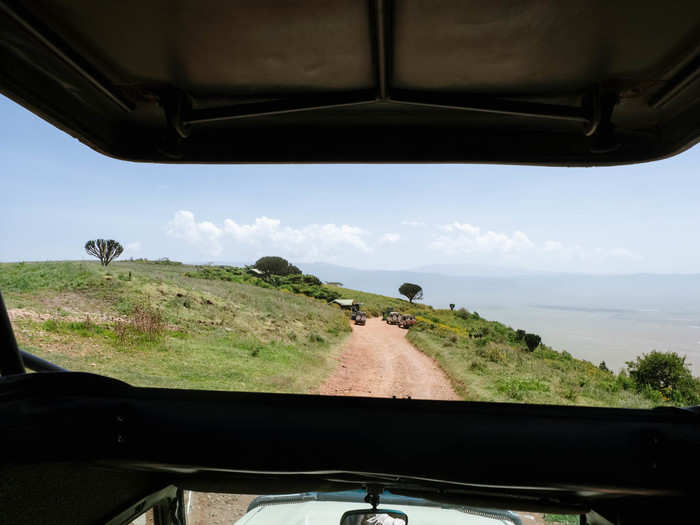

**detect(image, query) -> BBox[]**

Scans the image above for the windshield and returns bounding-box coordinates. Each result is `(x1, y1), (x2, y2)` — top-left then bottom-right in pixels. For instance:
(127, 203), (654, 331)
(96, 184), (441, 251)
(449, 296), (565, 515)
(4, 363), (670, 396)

(3, 84), (700, 525)
(2, 94), (700, 408)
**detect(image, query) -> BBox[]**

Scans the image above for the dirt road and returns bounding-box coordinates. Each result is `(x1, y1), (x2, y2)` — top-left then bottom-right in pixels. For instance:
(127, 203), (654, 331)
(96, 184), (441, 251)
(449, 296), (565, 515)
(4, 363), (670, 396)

(320, 317), (459, 399)
(189, 317), (543, 525)
(319, 318), (545, 525)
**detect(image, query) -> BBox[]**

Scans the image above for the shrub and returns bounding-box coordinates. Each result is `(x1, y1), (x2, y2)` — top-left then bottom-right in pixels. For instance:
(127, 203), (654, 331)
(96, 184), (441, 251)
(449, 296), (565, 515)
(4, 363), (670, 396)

(114, 303), (165, 346)
(455, 308), (470, 320)
(515, 329), (526, 341)
(496, 377), (550, 400)
(302, 274), (322, 285)
(307, 333), (326, 343)
(615, 370), (635, 391)
(563, 388), (578, 402)
(42, 319), (59, 332)
(476, 345), (506, 363)
(469, 361), (486, 374)
(524, 333), (541, 352)
(626, 351), (699, 405)
(254, 256), (301, 276)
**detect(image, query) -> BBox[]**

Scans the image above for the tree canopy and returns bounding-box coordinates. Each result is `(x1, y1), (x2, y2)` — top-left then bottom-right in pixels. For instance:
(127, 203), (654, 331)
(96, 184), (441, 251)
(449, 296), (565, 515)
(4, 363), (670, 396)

(398, 282), (423, 303)
(524, 333), (541, 352)
(85, 239), (123, 266)
(254, 256), (302, 276)
(627, 351), (699, 404)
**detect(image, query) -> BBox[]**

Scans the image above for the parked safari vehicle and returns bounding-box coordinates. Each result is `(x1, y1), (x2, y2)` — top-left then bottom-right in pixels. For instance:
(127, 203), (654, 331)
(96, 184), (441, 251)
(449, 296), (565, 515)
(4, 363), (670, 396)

(399, 314), (416, 329)
(238, 491), (522, 525)
(354, 311), (367, 326)
(387, 312), (401, 325)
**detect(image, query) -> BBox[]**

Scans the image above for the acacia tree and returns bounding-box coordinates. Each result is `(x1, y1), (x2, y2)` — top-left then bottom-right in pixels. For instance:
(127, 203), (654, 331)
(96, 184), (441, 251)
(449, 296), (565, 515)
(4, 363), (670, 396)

(399, 282), (423, 303)
(449, 303), (455, 311)
(254, 256), (302, 276)
(85, 239), (123, 266)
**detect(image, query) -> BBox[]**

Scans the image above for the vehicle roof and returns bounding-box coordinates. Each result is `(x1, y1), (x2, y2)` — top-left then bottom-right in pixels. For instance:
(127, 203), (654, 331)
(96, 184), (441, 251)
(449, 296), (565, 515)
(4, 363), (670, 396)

(1, 1), (699, 165)
(333, 299), (356, 307)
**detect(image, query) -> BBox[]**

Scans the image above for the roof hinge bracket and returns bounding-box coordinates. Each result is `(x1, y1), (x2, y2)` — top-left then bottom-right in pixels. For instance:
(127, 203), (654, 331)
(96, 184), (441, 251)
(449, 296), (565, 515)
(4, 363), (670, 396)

(162, 90), (192, 140)
(583, 86), (620, 153)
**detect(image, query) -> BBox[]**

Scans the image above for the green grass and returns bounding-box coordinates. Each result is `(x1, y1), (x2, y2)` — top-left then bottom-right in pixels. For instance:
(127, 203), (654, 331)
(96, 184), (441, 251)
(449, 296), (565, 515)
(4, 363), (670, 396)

(2, 260), (350, 392)
(2, 260), (695, 407)
(321, 285), (667, 407)
(0, 261), (103, 292)
(404, 315), (655, 407)
(544, 514), (579, 525)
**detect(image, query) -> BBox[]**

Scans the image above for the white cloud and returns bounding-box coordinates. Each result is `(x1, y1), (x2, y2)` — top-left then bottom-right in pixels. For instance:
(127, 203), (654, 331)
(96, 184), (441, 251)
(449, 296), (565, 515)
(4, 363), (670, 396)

(125, 241), (142, 253)
(167, 210), (370, 259)
(432, 222), (533, 255)
(167, 210), (224, 255)
(429, 222), (640, 270)
(401, 220), (426, 227)
(379, 233), (401, 244)
(609, 247), (641, 260)
(540, 239), (640, 262)
(543, 240), (563, 252)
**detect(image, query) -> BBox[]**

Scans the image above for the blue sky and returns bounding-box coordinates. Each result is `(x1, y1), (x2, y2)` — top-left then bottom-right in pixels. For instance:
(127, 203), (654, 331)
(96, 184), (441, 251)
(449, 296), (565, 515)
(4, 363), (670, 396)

(2, 93), (699, 273)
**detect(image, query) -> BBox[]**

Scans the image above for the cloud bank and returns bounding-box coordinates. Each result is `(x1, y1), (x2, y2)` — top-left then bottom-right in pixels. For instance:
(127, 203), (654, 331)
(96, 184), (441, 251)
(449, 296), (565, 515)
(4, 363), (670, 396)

(167, 210), (370, 259)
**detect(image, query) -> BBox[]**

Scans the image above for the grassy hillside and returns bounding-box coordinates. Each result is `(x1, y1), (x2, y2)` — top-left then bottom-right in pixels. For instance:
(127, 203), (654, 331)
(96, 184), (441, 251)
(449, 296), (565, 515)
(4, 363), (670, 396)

(328, 285), (655, 407)
(1, 260), (350, 391)
(2, 260), (694, 408)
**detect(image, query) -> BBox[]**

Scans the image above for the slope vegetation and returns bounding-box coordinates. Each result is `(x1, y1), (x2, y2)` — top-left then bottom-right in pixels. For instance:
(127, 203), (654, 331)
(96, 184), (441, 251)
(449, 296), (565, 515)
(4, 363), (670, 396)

(329, 285), (657, 407)
(1, 260), (350, 391)
(1, 261), (688, 408)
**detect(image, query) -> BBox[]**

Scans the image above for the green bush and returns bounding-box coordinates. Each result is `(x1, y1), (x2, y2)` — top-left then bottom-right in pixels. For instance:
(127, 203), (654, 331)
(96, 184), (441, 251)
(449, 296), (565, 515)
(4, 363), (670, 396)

(455, 308), (470, 320)
(476, 345), (506, 363)
(186, 265), (339, 303)
(42, 319), (59, 332)
(254, 256), (302, 276)
(524, 333), (541, 352)
(307, 333), (326, 343)
(469, 361), (486, 374)
(496, 377), (550, 400)
(302, 274), (322, 285)
(626, 351), (700, 404)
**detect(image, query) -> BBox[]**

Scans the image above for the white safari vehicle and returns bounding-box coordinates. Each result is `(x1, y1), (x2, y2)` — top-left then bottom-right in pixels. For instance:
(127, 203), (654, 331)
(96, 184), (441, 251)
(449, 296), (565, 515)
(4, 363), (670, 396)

(236, 491), (522, 525)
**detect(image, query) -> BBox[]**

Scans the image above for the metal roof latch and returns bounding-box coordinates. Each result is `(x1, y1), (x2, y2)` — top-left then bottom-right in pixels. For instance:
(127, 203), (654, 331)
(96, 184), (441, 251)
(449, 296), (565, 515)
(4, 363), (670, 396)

(158, 90), (192, 159)
(584, 86), (620, 153)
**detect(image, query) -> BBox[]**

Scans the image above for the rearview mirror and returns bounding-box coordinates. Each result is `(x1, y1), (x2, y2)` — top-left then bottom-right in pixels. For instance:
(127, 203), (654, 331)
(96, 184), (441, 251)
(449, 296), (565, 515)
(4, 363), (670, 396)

(340, 509), (408, 525)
